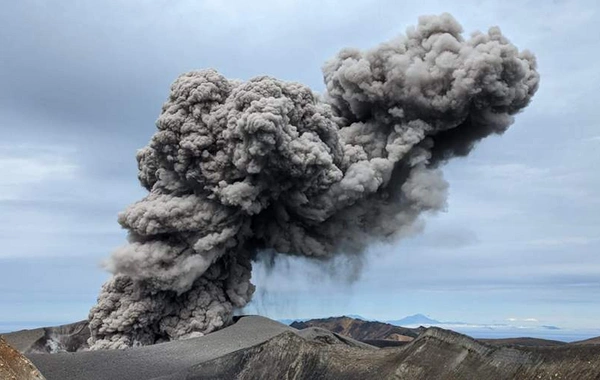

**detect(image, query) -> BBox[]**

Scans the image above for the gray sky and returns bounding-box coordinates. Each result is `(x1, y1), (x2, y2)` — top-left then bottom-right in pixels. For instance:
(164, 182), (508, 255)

(1, 0), (599, 331)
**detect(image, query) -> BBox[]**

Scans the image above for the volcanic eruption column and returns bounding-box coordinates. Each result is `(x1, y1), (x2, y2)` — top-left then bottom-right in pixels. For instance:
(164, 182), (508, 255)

(88, 14), (539, 349)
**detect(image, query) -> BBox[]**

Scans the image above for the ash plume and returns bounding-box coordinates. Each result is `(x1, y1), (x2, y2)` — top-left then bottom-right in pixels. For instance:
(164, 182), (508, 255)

(88, 13), (539, 350)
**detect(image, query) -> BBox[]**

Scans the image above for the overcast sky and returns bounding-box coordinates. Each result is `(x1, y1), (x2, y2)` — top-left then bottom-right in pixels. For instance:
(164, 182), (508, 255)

(1, 0), (598, 332)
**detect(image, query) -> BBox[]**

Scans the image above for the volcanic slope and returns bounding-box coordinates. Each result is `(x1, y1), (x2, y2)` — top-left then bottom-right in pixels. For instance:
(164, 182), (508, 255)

(16, 316), (600, 380)
(189, 327), (600, 379)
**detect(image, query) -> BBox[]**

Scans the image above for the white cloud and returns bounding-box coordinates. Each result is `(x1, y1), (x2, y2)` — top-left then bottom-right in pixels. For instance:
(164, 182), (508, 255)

(506, 317), (539, 323)
(0, 144), (78, 201)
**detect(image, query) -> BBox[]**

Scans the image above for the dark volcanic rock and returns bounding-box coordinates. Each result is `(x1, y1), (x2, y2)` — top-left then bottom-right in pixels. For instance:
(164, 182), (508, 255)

(0, 336), (46, 380)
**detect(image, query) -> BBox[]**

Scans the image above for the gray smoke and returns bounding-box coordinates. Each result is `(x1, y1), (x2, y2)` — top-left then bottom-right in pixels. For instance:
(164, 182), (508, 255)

(88, 13), (539, 349)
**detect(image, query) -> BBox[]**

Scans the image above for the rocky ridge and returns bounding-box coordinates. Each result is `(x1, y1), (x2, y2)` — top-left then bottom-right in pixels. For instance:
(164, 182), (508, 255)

(0, 336), (45, 380)
(4, 316), (600, 379)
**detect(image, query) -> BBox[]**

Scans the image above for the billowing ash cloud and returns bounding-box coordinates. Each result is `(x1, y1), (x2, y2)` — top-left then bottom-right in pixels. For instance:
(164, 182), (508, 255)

(88, 13), (539, 349)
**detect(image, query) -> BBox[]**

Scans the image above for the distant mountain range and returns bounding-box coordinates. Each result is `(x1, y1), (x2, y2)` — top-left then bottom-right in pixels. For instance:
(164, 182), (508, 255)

(279, 313), (459, 327)
(385, 313), (442, 326)
(279, 313), (599, 342)
(279, 313), (440, 325)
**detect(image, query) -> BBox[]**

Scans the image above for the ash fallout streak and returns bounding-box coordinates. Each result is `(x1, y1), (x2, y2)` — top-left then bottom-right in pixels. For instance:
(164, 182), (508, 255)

(87, 13), (539, 350)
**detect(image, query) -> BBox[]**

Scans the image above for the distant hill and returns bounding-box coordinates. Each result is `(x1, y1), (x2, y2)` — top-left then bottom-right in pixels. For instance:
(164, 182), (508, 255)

(290, 316), (419, 343)
(289, 315), (587, 348)
(278, 314), (368, 326)
(572, 336), (600, 345)
(281, 313), (446, 327)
